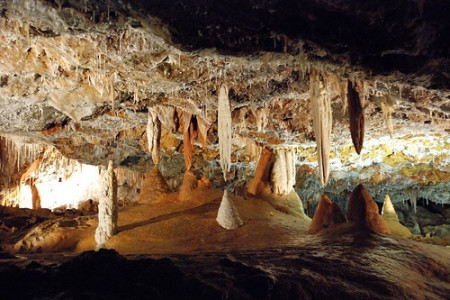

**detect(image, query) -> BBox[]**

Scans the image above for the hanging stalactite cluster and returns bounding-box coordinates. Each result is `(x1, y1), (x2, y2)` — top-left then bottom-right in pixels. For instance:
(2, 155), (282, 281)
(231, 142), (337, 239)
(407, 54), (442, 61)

(147, 108), (161, 165)
(218, 84), (232, 180)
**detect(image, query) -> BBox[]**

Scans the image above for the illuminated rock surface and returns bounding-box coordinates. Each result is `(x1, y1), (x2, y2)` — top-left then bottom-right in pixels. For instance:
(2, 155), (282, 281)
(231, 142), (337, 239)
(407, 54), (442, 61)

(0, 0), (450, 298)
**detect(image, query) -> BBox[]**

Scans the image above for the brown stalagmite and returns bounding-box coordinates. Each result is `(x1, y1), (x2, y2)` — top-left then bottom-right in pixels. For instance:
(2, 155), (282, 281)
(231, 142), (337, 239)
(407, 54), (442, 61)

(308, 195), (333, 234)
(347, 80), (364, 154)
(347, 184), (390, 234)
(311, 70), (332, 186)
(95, 160), (118, 249)
(308, 195), (347, 234)
(138, 165), (171, 203)
(247, 147), (274, 196)
(179, 170), (198, 201)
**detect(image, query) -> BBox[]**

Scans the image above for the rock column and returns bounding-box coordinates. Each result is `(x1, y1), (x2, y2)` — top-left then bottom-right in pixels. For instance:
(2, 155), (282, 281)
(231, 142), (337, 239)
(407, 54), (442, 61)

(95, 160), (118, 249)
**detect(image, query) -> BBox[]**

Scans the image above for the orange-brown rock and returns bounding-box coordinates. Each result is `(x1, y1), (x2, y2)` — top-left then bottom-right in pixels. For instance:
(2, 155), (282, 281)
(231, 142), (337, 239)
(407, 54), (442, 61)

(308, 195), (347, 234)
(347, 184), (390, 234)
(347, 80), (364, 155)
(247, 147), (274, 196)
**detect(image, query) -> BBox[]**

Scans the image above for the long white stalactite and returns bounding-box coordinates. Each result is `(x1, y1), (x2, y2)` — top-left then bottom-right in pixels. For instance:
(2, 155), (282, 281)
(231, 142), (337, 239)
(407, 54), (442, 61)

(310, 71), (332, 187)
(218, 84), (232, 181)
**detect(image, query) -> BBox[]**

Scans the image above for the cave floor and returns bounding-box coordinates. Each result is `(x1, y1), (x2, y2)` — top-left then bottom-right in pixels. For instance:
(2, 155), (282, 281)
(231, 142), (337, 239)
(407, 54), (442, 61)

(1, 186), (450, 299)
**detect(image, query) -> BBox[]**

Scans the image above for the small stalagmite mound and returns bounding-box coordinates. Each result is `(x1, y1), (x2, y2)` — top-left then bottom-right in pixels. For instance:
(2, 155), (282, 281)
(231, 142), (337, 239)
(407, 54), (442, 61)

(308, 195), (347, 234)
(178, 170), (198, 201)
(138, 165), (171, 203)
(382, 195), (412, 237)
(347, 184), (390, 234)
(216, 190), (243, 230)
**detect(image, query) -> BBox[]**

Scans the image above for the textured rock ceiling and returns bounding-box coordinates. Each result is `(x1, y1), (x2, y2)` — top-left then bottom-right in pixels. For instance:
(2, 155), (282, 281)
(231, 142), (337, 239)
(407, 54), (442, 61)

(0, 0), (449, 176)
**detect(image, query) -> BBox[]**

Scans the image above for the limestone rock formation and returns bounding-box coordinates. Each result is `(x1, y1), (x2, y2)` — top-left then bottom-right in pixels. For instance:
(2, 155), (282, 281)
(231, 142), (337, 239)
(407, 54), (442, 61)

(382, 195), (412, 237)
(216, 190), (243, 230)
(347, 184), (390, 234)
(247, 147), (274, 196)
(347, 80), (365, 155)
(95, 161), (118, 249)
(138, 165), (171, 203)
(308, 195), (347, 234)
(311, 71), (332, 186)
(147, 108), (161, 165)
(271, 147), (296, 196)
(178, 170), (199, 201)
(218, 84), (232, 181)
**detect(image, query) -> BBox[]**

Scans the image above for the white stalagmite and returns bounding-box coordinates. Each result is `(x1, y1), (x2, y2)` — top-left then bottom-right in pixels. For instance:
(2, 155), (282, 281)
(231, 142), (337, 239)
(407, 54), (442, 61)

(310, 71), (332, 186)
(218, 84), (232, 180)
(270, 147), (296, 196)
(147, 108), (161, 164)
(216, 190), (243, 230)
(382, 195), (399, 222)
(95, 160), (118, 249)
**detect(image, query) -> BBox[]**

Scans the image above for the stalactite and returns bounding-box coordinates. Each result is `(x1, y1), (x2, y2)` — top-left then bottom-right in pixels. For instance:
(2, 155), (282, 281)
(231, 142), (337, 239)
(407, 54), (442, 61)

(380, 99), (394, 138)
(216, 190), (243, 230)
(218, 84), (232, 180)
(197, 117), (208, 148)
(183, 112), (193, 170)
(347, 80), (365, 154)
(95, 160), (118, 249)
(147, 108), (161, 164)
(310, 70), (332, 186)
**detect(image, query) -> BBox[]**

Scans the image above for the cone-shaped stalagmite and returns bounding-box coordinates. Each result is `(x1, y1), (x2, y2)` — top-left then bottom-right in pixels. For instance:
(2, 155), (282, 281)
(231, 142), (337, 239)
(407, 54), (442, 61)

(138, 165), (171, 203)
(347, 184), (390, 234)
(308, 195), (347, 234)
(347, 80), (364, 154)
(218, 84), (232, 180)
(147, 108), (161, 164)
(311, 71), (332, 186)
(95, 160), (118, 249)
(216, 190), (243, 230)
(382, 195), (412, 237)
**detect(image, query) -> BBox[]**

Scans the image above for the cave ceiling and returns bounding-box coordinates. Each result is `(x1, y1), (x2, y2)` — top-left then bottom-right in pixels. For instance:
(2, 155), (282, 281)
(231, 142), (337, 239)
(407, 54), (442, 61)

(0, 0), (449, 173)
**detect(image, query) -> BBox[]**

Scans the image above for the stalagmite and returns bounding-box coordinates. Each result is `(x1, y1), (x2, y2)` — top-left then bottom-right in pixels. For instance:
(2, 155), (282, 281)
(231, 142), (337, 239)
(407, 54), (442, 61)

(95, 160), (118, 249)
(271, 147), (296, 196)
(218, 84), (232, 180)
(347, 80), (365, 154)
(347, 184), (390, 234)
(147, 108), (161, 164)
(179, 170), (198, 201)
(308, 195), (347, 234)
(247, 147), (274, 196)
(216, 190), (243, 230)
(310, 71), (332, 186)
(382, 195), (412, 237)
